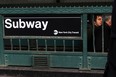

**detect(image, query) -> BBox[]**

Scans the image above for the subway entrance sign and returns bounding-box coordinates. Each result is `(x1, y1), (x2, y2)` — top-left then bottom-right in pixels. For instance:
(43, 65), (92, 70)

(4, 14), (81, 37)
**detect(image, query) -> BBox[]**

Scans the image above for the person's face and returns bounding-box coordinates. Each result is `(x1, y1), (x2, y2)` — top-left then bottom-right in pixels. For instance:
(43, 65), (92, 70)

(106, 17), (112, 27)
(94, 16), (102, 27)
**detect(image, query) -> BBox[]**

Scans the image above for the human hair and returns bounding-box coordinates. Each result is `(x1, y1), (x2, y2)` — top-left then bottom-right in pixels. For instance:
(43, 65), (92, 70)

(104, 14), (111, 22)
(94, 14), (102, 22)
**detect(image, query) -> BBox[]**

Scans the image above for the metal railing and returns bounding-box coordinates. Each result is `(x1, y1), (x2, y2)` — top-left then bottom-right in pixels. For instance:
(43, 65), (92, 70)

(4, 38), (83, 52)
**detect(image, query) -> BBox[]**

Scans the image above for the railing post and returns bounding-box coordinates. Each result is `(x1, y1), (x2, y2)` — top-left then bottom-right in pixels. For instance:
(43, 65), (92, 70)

(81, 14), (88, 70)
(0, 15), (5, 66)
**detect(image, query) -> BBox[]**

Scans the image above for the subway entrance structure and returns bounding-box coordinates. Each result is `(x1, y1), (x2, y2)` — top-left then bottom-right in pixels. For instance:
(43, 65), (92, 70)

(0, 0), (113, 72)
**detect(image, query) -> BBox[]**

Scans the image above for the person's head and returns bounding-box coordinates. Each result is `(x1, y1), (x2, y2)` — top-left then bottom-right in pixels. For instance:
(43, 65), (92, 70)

(105, 15), (112, 27)
(94, 14), (103, 27)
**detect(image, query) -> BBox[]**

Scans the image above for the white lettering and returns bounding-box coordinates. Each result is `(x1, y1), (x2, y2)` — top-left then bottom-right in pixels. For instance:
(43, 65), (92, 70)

(5, 19), (12, 29)
(13, 21), (18, 28)
(4, 18), (48, 30)
(42, 21), (48, 30)
(35, 21), (41, 28)
(26, 21), (35, 28)
(19, 19), (25, 28)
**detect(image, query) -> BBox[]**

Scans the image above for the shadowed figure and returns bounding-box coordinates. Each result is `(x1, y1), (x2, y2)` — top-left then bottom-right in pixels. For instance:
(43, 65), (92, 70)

(103, 0), (116, 77)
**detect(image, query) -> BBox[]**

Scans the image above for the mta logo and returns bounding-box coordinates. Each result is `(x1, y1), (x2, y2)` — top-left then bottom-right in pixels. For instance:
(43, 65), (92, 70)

(54, 30), (58, 35)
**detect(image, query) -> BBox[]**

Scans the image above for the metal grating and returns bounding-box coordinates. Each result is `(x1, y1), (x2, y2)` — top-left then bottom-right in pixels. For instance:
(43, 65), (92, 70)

(33, 56), (49, 67)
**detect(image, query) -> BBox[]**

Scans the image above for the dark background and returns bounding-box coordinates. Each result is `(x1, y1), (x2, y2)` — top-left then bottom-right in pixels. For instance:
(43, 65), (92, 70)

(4, 14), (81, 37)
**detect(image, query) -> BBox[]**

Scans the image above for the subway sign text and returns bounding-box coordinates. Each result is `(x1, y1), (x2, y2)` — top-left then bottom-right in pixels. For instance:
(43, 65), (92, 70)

(4, 15), (81, 37)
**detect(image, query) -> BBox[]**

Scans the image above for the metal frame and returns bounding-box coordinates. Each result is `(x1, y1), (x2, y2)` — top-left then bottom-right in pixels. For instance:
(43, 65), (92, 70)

(0, 6), (112, 69)
(0, 6), (112, 14)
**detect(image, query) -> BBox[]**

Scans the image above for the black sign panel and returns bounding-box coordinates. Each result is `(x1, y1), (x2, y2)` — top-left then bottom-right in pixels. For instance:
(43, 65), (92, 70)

(4, 15), (81, 37)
